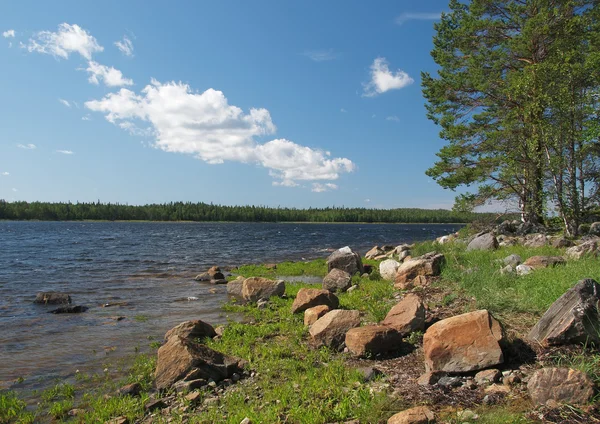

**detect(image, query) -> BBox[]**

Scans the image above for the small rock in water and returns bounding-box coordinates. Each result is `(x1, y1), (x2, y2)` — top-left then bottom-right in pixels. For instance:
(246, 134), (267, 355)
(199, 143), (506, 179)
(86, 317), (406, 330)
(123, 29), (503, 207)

(48, 305), (88, 314)
(34, 292), (71, 305)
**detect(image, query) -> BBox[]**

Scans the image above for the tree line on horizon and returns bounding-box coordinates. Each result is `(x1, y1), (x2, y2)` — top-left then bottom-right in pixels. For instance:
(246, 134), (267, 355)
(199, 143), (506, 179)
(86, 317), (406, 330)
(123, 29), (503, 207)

(423, 0), (600, 236)
(0, 200), (503, 223)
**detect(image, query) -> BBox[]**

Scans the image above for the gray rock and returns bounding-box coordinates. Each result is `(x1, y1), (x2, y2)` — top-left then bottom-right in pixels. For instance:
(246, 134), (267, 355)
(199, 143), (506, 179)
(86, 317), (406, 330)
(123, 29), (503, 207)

(503, 254), (522, 267)
(528, 279), (600, 346)
(566, 239), (600, 260)
(327, 246), (363, 275)
(516, 264), (533, 276)
(34, 292), (71, 305)
(226, 276), (244, 298)
(48, 305), (87, 314)
(523, 233), (548, 248)
(467, 233), (498, 251)
(500, 265), (515, 275)
(322, 268), (352, 292)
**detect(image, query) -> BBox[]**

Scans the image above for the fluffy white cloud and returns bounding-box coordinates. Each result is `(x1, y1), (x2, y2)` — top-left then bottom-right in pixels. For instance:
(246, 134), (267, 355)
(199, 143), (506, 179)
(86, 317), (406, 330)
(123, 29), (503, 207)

(86, 80), (355, 186)
(363, 57), (414, 97)
(3, 29), (15, 38)
(84, 61), (133, 87)
(303, 49), (340, 62)
(386, 115), (400, 122)
(56, 150), (74, 154)
(311, 183), (338, 193)
(114, 36), (133, 57)
(59, 98), (71, 107)
(1, 172), (9, 176)
(17, 143), (36, 149)
(395, 12), (442, 26)
(25, 23), (103, 60)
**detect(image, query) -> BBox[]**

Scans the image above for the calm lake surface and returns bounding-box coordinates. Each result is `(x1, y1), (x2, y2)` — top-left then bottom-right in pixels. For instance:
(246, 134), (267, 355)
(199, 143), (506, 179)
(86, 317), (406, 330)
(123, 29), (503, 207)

(0, 221), (462, 395)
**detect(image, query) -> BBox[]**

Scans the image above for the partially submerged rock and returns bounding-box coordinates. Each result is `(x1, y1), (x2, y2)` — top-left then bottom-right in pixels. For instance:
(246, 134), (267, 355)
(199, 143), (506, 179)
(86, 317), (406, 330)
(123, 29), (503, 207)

(309, 309), (360, 350)
(164, 320), (217, 342)
(381, 293), (425, 336)
(528, 279), (600, 346)
(34, 292), (71, 305)
(291, 288), (339, 314)
(327, 246), (363, 275)
(322, 268), (352, 292)
(48, 305), (87, 314)
(241, 277), (285, 302)
(423, 310), (504, 373)
(394, 252), (444, 289)
(345, 325), (403, 357)
(155, 336), (244, 391)
(527, 367), (595, 406)
(467, 233), (498, 251)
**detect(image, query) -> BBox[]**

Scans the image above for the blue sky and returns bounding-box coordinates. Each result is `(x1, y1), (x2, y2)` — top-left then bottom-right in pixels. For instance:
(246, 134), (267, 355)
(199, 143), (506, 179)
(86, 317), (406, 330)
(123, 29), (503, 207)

(0, 0), (460, 209)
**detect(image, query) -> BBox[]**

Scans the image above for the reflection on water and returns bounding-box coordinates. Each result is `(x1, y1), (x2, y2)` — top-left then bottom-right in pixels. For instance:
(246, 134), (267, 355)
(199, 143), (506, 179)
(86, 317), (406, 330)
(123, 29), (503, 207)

(0, 221), (461, 395)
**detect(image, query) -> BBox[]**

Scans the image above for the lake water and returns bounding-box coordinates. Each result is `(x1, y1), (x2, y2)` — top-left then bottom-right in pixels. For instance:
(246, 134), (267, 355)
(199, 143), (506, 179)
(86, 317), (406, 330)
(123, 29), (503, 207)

(0, 221), (461, 395)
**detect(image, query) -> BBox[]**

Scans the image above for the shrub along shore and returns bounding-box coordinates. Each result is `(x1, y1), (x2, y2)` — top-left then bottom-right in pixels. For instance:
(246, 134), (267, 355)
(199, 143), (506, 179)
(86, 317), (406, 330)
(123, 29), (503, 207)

(2, 225), (600, 423)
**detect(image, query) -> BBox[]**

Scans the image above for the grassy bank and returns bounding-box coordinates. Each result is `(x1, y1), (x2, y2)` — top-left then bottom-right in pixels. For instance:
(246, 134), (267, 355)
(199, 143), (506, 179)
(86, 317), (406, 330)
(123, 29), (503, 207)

(2, 239), (600, 423)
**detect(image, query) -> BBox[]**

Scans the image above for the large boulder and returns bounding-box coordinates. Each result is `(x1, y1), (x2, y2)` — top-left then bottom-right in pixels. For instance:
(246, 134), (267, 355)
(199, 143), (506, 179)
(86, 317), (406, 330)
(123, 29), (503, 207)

(241, 277), (285, 302)
(345, 325), (404, 357)
(467, 233), (498, 251)
(155, 336), (244, 390)
(528, 279), (600, 346)
(523, 256), (566, 269)
(523, 233), (548, 248)
(304, 305), (331, 326)
(423, 310), (504, 373)
(164, 320), (217, 342)
(381, 293), (425, 335)
(380, 259), (401, 281)
(394, 252), (444, 289)
(291, 288), (339, 314)
(387, 406), (435, 424)
(565, 239), (600, 260)
(322, 268), (352, 292)
(527, 368), (595, 406)
(327, 246), (363, 275)
(309, 309), (360, 350)
(226, 276), (245, 298)
(34, 292), (71, 305)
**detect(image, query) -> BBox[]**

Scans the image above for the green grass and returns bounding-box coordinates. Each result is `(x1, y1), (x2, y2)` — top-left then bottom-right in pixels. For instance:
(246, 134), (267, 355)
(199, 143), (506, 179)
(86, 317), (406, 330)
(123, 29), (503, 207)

(233, 259), (328, 278)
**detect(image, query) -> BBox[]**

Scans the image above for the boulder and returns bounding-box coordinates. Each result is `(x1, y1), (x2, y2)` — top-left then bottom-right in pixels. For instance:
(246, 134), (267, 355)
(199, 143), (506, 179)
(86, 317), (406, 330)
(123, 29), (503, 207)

(164, 320), (217, 342)
(309, 309), (360, 350)
(226, 276), (244, 298)
(291, 288), (339, 314)
(322, 268), (352, 292)
(523, 233), (548, 248)
(467, 233), (498, 251)
(551, 237), (574, 248)
(528, 279), (600, 346)
(423, 310), (504, 373)
(34, 292), (71, 305)
(394, 252), (444, 288)
(381, 293), (425, 335)
(365, 246), (384, 260)
(516, 264), (534, 276)
(380, 259), (401, 281)
(48, 305), (88, 314)
(117, 382), (142, 397)
(527, 368), (595, 406)
(155, 336), (244, 390)
(194, 272), (211, 282)
(387, 406), (435, 424)
(207, 266), (225, 280)
(241, 277), (285, 302)
(327, 246), (363, 275)
(345, 325), (403, 357)
(398, 250), (411, 261)
(523, 256), (566, 269)
(503, 254), (522, 267)
(304, 305), (331, 326)
(566, 239), (600, 260)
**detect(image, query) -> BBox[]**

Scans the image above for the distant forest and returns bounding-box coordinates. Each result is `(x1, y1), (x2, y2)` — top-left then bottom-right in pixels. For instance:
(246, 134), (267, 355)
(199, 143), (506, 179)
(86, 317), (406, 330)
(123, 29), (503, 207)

(0, 201), (503, 223)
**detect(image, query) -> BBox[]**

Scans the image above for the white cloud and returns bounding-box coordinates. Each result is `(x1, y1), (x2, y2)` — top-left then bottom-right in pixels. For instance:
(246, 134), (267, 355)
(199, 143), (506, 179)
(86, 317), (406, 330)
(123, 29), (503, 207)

(82, 115), (91, 121)
(85, 80), (355, 186)
(56, 150), (74, 155)
(17, 143), (36, 149)
(1, 172), (9, 176)
(3, 29), (15, 38)
(311, 183), (338, 193)
(303, 49), (340, 62)
(59, 98), (71, 107)
(395, 12), (442, 26)
(12, 188), (18, 192)
(386, 115), (400, 122)
(363, 57), (414, 97)
(114, 36), (134, 57)
(83, 61), (133, 87)
(25, 23), (103, 60)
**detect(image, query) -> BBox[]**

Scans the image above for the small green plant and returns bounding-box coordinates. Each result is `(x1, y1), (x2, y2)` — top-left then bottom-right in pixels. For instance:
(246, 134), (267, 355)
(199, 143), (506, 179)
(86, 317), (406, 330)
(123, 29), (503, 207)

(406, 331), (424, 345)
(0, 390), (27, 422)
(149, 341), (162, 349)
(41, 383), (75, 402)
(49, 399), (73, 419)
(134, 315), (149, 322)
